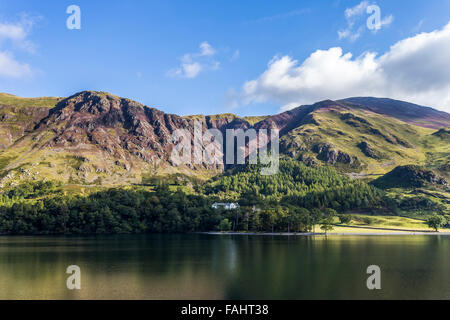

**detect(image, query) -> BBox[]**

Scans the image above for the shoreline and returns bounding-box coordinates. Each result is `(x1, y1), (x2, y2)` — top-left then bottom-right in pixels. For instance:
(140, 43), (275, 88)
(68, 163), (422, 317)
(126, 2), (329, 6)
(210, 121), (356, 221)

(202, 231), (450, 236)
(202, 222), (450, 236)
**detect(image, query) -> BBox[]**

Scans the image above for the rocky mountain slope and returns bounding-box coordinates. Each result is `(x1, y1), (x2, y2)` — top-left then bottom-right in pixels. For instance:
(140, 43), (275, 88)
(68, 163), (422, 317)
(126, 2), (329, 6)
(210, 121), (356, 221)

(0, 91), (448, 186)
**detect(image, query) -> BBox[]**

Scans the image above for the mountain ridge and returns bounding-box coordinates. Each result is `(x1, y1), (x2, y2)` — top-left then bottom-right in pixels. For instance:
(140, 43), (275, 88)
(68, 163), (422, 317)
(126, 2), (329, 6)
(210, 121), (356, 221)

(0, 91), (448, 186)
(3, 91), (449, 128)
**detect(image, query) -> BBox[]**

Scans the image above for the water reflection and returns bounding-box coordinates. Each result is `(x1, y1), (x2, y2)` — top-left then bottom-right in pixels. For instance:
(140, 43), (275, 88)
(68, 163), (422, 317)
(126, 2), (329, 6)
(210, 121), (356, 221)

(0, 234), (449, 299)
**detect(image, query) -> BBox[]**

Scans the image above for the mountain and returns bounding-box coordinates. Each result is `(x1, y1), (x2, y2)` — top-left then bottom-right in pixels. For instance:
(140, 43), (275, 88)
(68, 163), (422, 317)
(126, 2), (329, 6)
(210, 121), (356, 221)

(0, 91), (448, 186)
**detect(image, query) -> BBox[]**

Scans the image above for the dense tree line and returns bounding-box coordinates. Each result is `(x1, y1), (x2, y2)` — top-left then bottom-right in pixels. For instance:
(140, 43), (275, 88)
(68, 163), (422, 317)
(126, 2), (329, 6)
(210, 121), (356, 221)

(0, 159), (445, 234)
(0, 180), (340, 235)
(0, 183), (216, 234)
(202, 159), (385, 211)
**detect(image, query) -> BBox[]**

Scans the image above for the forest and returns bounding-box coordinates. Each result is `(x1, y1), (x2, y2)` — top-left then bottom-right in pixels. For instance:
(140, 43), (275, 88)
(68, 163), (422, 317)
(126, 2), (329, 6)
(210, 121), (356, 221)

(0, 159), (446, 234)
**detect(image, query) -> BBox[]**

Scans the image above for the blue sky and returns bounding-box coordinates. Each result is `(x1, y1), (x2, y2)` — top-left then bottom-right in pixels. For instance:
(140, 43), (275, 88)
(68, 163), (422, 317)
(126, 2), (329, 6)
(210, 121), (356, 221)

(1, 0), (450, 116)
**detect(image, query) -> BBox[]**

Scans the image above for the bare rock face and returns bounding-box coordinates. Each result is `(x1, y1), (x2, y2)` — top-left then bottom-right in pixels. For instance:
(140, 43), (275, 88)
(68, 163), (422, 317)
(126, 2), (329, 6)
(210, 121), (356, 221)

(340, 113), (371, 126)
(313, 143), (358, 164)
(357, 141), (383, 159)
(37, 91), (192, 165)
(0, 105), (50, 149)
(433, 128), (450, 140)
(27, 91), (255, 175)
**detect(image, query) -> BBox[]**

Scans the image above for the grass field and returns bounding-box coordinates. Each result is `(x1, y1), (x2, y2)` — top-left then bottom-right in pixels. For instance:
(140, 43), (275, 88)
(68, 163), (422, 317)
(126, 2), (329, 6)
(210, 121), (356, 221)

(344, 214), (428, 229)
(324, 214), (449, 233)
(320, 225), (411, 234)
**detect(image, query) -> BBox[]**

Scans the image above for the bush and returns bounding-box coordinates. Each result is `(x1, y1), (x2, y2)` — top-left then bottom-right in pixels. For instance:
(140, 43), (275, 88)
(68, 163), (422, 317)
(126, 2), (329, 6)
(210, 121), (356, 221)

(338, 214), (352, 224)
(218, 218), (232, 232)
(426, 214), (446, 232)
(362, 217), (374, 225)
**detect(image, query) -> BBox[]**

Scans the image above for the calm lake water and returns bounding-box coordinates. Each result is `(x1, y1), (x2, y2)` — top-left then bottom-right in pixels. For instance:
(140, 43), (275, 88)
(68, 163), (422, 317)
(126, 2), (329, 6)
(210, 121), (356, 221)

(0, 234), (449, 300)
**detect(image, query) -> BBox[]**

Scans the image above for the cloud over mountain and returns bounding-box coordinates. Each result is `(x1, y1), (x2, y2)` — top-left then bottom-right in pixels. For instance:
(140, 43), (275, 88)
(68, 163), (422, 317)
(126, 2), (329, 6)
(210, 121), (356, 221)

(236, 22), (450, 113)
(167, 41), (220, 79)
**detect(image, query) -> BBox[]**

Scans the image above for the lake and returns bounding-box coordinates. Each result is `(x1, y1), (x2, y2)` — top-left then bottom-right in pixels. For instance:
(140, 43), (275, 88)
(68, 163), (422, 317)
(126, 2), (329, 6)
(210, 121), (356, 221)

(0, 234), (449, 299)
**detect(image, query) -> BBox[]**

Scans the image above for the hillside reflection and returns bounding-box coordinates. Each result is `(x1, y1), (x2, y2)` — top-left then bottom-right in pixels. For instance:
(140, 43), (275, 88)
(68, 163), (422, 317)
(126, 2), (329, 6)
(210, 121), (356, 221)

(0, 234), (449, 299)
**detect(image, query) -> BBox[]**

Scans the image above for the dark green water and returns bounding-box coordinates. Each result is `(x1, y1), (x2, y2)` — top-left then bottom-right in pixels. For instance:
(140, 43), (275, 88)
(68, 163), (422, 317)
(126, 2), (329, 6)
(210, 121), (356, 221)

(0, 234), (449, 299)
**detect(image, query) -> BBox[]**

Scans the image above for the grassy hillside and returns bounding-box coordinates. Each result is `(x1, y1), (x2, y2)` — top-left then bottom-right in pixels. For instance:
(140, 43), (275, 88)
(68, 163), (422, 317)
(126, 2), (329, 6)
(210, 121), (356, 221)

(280, 106), (449, 176)
(371, 165), (448, 189)
(243, 115), (268, 125)
(0, 93), (60, 108)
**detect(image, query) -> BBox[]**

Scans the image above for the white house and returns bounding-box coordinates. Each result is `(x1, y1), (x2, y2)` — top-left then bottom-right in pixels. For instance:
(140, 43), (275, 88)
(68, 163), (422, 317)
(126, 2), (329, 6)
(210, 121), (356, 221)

(211, 202), (239, 210)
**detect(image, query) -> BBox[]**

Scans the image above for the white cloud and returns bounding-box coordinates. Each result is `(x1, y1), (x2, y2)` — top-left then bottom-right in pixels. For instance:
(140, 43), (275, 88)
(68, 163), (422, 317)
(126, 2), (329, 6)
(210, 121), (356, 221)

(235, 22), (450, 113)
(413, 19), (425, 33)
(199, 41), (216, 56)
(339, 25), (364, 41)
(0, 15), (36, 53)
(0, 23), (27, 41)
(380, 14), (394, 28)
(230, 49), (240, 62)
(0, 15), (36, 79)
(182, 62), (203, 79)
(345, 0), (369, 19)
(0, 51), (32, 78)
(168, 41), (220, 79)
(338, 1), (393, 41)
